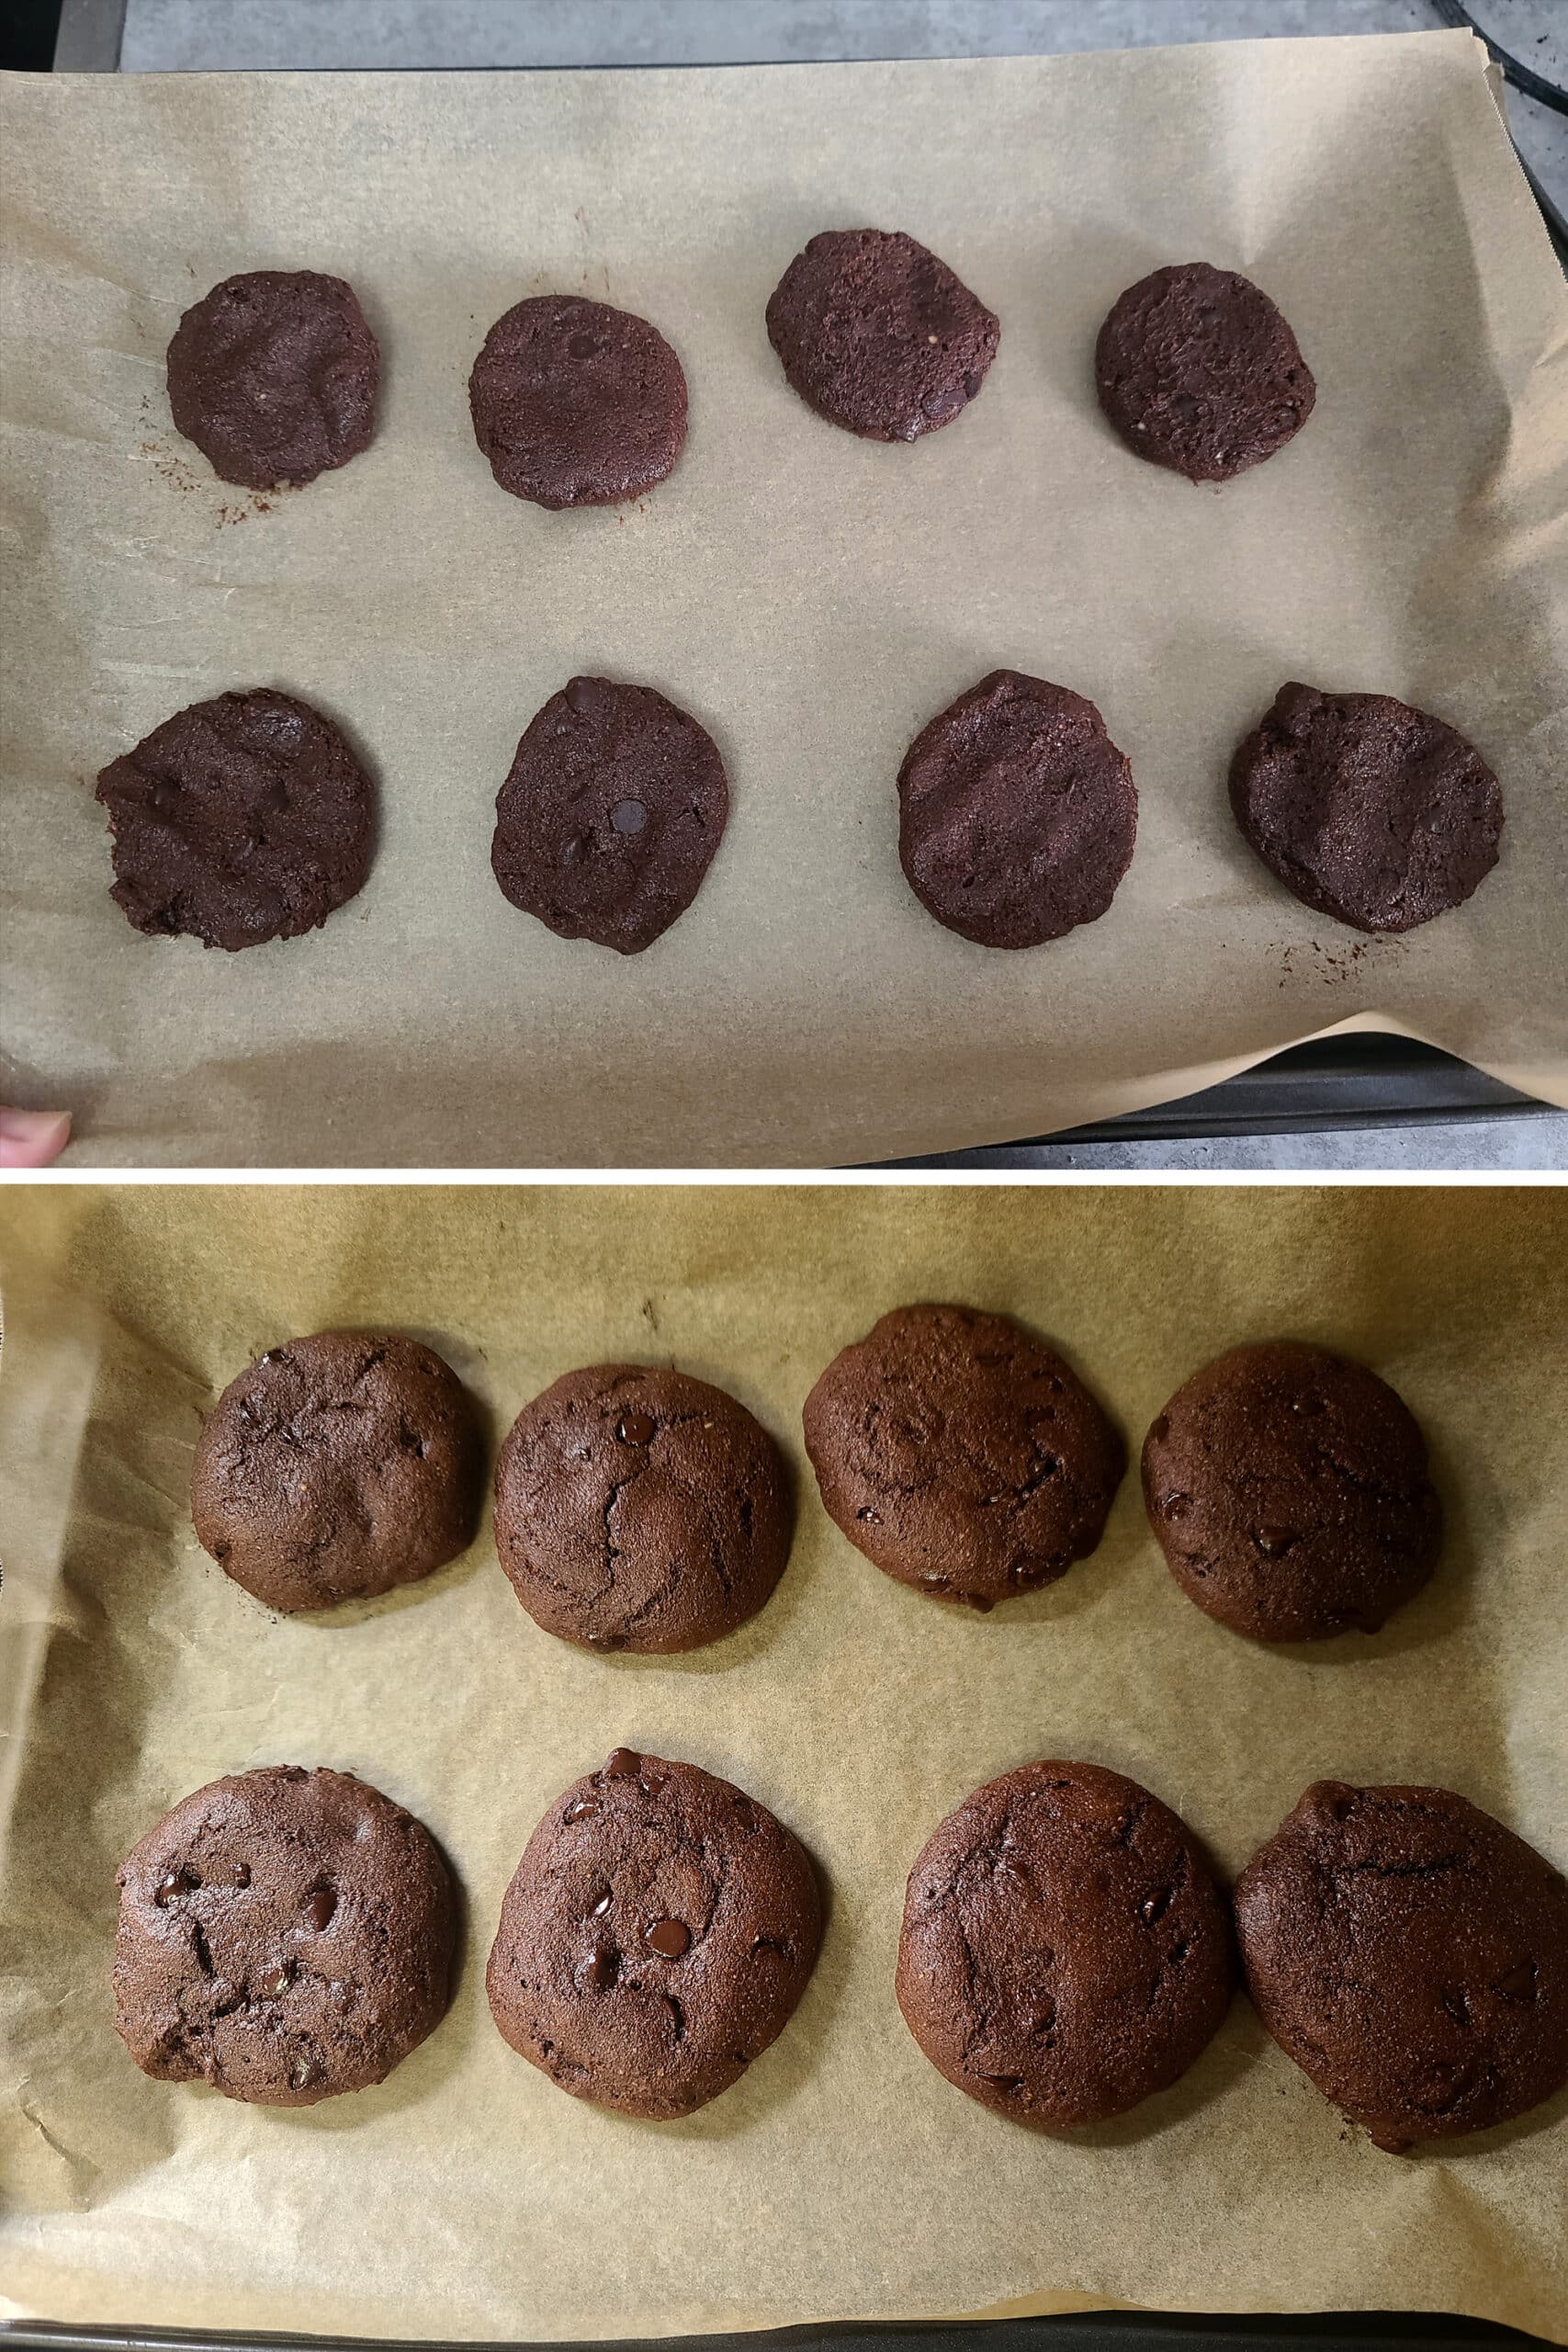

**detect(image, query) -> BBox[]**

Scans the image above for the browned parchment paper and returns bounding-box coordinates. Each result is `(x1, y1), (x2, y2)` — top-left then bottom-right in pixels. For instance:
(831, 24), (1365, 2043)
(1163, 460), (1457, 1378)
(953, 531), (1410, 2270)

(1, 34), (1565, 1168)
(2, 1184), (1566, 2339)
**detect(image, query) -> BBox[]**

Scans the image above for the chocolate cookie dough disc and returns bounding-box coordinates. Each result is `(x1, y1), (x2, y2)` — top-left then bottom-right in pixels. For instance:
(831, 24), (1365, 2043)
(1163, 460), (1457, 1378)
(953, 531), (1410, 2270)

(491, 675), (728, 954)
(95, 688), (376, 952)
(1229, 682), (1504, 934)
(1235, 1782), (1568, 2150)
(897, 669), (1138, 947)
(1142, 1341), (1441, 1643)
(765, 228), (999, 442)
(1094, 262), (1314, 482)
(494, 1364), (794, 1654)
(468, 295), (687, 508)
(191, 1330), (483, 1612)
(897, 1760), (1235, 2130)
(166, 270), (379, 490)
(487, 1749), (822, 2118)
(802, 1303), (1124, 1610)
(114, 1766), (456, 2106)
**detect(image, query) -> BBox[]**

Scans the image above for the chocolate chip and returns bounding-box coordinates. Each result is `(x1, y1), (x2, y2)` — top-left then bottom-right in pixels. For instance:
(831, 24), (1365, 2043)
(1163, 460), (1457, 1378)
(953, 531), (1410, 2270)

(1141, 1888), (1173, 1924)
(582, 1948), (617, 1990)
(610, 798), (647, 836)
(1254, 1525), (1298, 1557)
(565, 1797), (599, 1822)
(604, 1748), (640, 1778)
(646, 1917), (691, 1958)
(264, 1963), (294, 1998)
(617, 1409), (655, 1444)
(154, 1870), (189, 1907)
(590, 1890), (612, 1918)
(1496, 1962), (1539, 2001)
(305, 1885), (336, 1932)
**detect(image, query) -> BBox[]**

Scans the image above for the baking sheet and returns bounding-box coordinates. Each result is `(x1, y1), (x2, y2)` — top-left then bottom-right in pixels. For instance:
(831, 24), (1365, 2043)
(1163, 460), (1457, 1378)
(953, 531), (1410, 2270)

(2, 1183), (1566, 2340)
(1, 33), (1566, 1168)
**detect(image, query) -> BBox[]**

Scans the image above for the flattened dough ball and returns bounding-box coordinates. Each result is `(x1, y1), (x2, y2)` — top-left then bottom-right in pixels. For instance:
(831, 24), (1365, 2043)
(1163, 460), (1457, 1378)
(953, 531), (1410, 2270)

(1094, 261), (1314, 481)
(468, 295), (688, 508)
(166, 269), (379, 490)
(766, 228), (998, 442)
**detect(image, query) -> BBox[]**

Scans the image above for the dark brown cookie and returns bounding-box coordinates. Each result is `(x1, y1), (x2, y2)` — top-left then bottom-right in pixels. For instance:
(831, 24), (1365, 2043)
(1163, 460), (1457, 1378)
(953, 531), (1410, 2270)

(487, 1749), (821, 2118)
(1235, 1782), (1568, 2151)
(491, 675), (728, 955)
(1142, 1340), (1441, 1644)
(897, 1759), (1235, 2130)
(166, 270), (379, 491)
(1229, 682), (1504, 934)
(493, 1365), (793, 1654)
(468, 295), (687, 509)
(113, 1765), (456, 2106)
(191, 1330), (483, 1612)
(765, 228), (998, 443)
(897, 670), (1138, 948)
(802, 1304), (1123, 1611)
(95, 689), (376, 953)
(1094, 261), (1314, 482)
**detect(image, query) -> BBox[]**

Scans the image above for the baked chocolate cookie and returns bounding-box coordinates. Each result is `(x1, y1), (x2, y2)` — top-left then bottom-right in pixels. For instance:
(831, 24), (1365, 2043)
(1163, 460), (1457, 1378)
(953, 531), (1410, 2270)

(897, 670), (1138, 948)
(897, 1759), (1235, 2130)
(96, 688), (376, 953)
(166, 270), (379, 491)
(114, 1765), (456, 2106)
(1094, 261), (1314, 481)
(1142, 1340), (1441, 1644)
(765, 228), (998, 443)
(1235, 1782), (1568, 2151)
(191, 1330), (483, 1612)
(1229, 682), (1504, 934)
(494, 1365), (793, 1654)
(491, 675), (728, 955)
(487, 1749), (821, 2118)
(468, 295), (687, 509)
(802, 1304), (1123, 1611)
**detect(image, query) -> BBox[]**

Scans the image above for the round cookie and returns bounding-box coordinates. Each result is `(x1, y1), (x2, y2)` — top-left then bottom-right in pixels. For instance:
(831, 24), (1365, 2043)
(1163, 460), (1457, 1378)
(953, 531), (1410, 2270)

(765, 228), (999, 443)
(487, 1748), (821, 2118)
(897, 1759), (1235, 2130)
(166, 270), (379, 491)
(1094, 261), (1314, 482)
(897, 670), (1138, 948)
(1142, 1340), (1441, 1644)
(802, 1304), (1124, 1611)
(1229, 682), (1504, 935)
(95, 688), (375, 953)
(1235, 1782), (1568, 2151)
(491, 675), (728, 955)
(493, 1364), (794, 1654)
(192, 1330), (483, 1612)
(468, 295), (687, 509)
(113, 1765), (455, 2106)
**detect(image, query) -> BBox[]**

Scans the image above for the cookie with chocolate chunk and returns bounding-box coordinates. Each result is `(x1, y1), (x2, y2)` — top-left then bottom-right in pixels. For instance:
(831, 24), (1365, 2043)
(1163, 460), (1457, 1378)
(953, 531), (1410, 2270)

(487, 1749), (821, 2117)
(1142, 1340), (1441, 1643)
(166, 270), (379, 490)
(897, 1759), (1235, 2129)
(803, 1303), (1123, 1610)
(1094, 261), (1313, 481)
(468, 295), (687, 508)
(1235, 1782), (1568, 2150)
(192, 1330), (483, 1612)
(113, 1765), (456, 2106)
(493, 1364), (793, 1653)
(766, 229), (998, 442)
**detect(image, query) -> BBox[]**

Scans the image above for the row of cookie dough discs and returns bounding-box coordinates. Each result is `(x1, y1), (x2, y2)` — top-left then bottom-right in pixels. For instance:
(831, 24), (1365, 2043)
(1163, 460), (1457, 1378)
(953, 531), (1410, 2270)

(94, 670), (1500, 957)
(113, 1753), (1568, 2148)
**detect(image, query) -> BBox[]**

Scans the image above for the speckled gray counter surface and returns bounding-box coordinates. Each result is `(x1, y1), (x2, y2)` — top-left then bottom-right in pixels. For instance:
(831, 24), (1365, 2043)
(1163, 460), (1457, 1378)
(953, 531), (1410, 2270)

(57, 0), (1568, 1171)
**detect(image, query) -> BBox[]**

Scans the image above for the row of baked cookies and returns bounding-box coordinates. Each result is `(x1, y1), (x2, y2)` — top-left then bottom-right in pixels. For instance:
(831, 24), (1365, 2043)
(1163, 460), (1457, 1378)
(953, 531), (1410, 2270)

(113, 1748), (1568, 2154)
(190, 1307), (1442, 1648)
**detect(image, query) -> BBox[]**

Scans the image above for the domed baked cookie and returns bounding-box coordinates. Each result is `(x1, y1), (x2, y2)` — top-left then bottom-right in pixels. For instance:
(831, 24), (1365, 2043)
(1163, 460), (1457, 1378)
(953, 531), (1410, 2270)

(192, 1330), (483, 1611)
(468, 295), (687, 508)
(114, 1765), (456, 2106)
(493, 1364), (793, 1653)
(1142, 1340), (1441, 1643)
(898, 670), (1138, 948)
(1229, 682), (1504, 934)
(1235, 1782), (1568, 2151)
(166, 270), (379, 490)
(487, 1749), (821, 2118)
(491, 675), (728, 954)
(802, 1304), (1124, 1610)
(897, 1759), (1235, 2129)
(1094, 261), (1314, 481)
(765, 228), (998, 442)
(96, 689), (375, 953)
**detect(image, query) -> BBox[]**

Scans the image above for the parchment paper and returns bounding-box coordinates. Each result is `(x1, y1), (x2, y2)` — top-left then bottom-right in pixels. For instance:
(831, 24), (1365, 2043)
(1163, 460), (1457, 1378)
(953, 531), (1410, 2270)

(2, 1183), (1565, 2339)
(1, 33), (1566, 1168)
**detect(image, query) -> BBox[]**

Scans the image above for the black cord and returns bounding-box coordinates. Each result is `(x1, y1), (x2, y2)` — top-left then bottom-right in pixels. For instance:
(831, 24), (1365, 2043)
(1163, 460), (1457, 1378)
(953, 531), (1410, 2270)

(1430, 0), (1568, 116)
